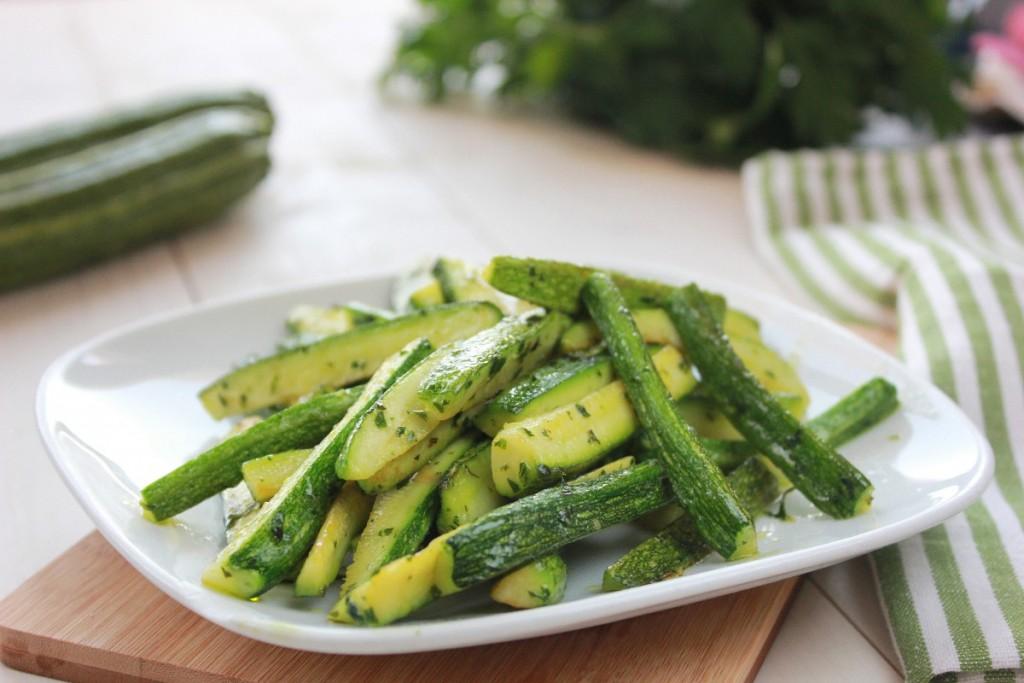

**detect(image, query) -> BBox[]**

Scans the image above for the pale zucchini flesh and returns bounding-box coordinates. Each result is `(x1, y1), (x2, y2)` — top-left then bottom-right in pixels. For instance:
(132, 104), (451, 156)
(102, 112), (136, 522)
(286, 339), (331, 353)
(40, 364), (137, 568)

(294, 482), (372, 597)
(437, 442), (505, 532)
(201, 339), (434, 599)
(357, 417), (466, 494)
(337, 310), (569, 480)
(491, 345), (695, 496)
(339, 436), (477, 595)
(490, 554), (568, 609)
(572, 455), (636, 482)
(560, 307), (763, 354)
(241, 449), (311, 503)
(200, 302), (501, 419)
(472, 355), (614, 436)
(331, 530), (457, 625)
(285, 303), (389, 338)
(433, 256), (531, 314)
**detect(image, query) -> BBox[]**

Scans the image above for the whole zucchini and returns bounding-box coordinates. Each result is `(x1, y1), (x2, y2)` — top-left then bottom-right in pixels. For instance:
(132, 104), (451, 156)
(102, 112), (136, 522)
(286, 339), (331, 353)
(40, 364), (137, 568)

(0, 88), (270, 173)
(0, 100), (272, 292)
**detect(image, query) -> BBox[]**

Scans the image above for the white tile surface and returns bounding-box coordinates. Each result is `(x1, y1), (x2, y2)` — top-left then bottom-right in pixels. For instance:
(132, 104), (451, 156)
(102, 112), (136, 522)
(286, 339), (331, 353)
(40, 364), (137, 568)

(0, 1), (901, 680)
(757, 583), (901, 683)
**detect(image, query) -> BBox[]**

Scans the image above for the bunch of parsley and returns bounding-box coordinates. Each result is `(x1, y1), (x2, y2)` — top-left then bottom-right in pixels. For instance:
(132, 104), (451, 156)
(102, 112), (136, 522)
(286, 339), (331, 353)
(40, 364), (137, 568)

(387, 0), (966, 164)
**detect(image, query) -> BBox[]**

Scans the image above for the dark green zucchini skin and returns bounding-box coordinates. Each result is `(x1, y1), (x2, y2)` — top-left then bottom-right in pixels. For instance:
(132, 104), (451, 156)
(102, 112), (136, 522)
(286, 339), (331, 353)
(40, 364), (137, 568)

(582, 272), (756, 561)
(605, 376), (899, 589)
(0, 107), (272, 292)
(0, 89), (270, 173)
(486, 256), (725, 318)
(604, 458), (781, 591)
(445, 461), (673, 588)
(209, 340), (434, 598)
(419, 310), (571, 415)
(806, 378), (898, 445)
(141, 386), (363, 521)
(0, 108), (271, 219)
(668, 285), (874, 519)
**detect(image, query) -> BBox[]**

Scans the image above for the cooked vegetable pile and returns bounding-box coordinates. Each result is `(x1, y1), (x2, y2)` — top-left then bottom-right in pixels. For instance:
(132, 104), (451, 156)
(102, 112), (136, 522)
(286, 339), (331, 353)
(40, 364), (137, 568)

(0, 89), (273, 292)
(141, 255), (899, 626)
(386, 0), (965, 164)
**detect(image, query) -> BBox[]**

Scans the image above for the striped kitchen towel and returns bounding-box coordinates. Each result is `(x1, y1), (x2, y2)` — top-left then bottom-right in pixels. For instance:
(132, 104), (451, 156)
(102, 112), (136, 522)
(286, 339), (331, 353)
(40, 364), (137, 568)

(742, 135), (1024, 683)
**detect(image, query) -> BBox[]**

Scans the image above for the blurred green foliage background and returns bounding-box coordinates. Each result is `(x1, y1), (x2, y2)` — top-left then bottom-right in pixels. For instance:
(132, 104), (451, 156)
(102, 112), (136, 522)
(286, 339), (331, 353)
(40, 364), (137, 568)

(388, 0), (967, 164)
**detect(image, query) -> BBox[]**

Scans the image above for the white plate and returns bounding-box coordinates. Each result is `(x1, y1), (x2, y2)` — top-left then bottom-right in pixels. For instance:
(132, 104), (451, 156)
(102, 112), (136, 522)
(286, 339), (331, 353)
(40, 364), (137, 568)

(37, 265), (993, 654)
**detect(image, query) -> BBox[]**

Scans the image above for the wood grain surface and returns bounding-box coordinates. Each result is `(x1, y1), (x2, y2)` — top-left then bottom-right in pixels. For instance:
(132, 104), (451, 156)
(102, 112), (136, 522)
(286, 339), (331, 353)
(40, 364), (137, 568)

(0, 532), (798, 683)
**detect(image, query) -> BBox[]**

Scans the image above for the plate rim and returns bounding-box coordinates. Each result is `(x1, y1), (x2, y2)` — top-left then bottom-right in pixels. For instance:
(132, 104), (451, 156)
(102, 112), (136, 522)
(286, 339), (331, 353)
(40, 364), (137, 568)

(35, 264), (995, 654)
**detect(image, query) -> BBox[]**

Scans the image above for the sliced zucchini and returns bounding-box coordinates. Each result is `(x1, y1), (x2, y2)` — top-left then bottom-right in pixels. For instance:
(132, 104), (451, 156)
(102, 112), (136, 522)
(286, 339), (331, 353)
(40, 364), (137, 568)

(676, 394), (804, 442)
(491, 345), (695, 496)
(572, 455), (636, 482)
(603, 457), (783, 591)
(141, 386), (362, 521)
(560, 309), (681, 353)
(330, 529), (457, 625)
(337, 310), (569, 480)
(729, 336), (809, 419)
(409, 279), (444, 309)
(582, 272), (756, 561)
(201, 338), (434, 599)
(285, 303), (392, 337)
(241, 449), (311, 502)
(472, 355), (614, 436)
(357, 417), (466, 494)
(294, 482), (372, 597)
(433, 256), (530, 313)
(339, 436), (477, 595)
(390, 260), (441, 312)
(436, 461), (673, 592)
(806, 377), (899, 445)
(724, 308), (761, 341)
(668, 285), (873, 519)
(560, 307), (762, 354)
(199, 302), (501, 419)
(484, 255), (727, 318)
(437, 442), (505, 532)
(636, 377), (899, 534)
(491, 554), (568, 609)
(676, 398), (744, 440)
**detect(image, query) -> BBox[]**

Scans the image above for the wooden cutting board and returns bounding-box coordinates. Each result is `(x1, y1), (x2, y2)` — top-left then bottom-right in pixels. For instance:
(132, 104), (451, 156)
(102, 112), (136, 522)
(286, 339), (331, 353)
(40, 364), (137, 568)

(0, 532), (797, 682)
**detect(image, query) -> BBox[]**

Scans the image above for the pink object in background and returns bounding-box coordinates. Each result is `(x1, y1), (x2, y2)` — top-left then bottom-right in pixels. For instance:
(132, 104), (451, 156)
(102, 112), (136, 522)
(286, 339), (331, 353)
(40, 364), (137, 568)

(1006, 2), (1024, 47)
(966, 2), (1024, 122)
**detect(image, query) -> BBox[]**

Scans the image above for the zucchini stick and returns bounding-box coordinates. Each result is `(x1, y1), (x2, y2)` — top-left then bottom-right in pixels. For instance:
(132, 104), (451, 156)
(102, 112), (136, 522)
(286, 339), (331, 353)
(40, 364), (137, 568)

(606, 377), (899, 589)
(141, 386), (362, 521)
(604, 457), (781, 591)
(485, 255), (726, 318)
(294, 482), (372, 597)
(668, 285), (874, 518)
(581, 272), (756, 561)
(436, 461), (674, 592)
(202, 339), (434, 599)
(491, 554), (568, 609)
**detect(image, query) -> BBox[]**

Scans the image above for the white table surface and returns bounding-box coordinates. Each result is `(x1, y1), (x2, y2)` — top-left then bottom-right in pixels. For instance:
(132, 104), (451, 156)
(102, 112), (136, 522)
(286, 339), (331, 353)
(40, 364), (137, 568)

(0, 1), (903, 680)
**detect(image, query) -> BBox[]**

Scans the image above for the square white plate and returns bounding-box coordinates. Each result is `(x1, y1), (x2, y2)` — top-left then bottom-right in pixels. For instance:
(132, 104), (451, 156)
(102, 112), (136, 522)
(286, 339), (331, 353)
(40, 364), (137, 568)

(36, 265), (993, 654)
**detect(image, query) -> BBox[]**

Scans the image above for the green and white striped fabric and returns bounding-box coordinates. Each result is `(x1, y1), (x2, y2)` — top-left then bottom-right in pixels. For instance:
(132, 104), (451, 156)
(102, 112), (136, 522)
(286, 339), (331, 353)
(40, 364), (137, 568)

(742, 134), (1024, 683)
